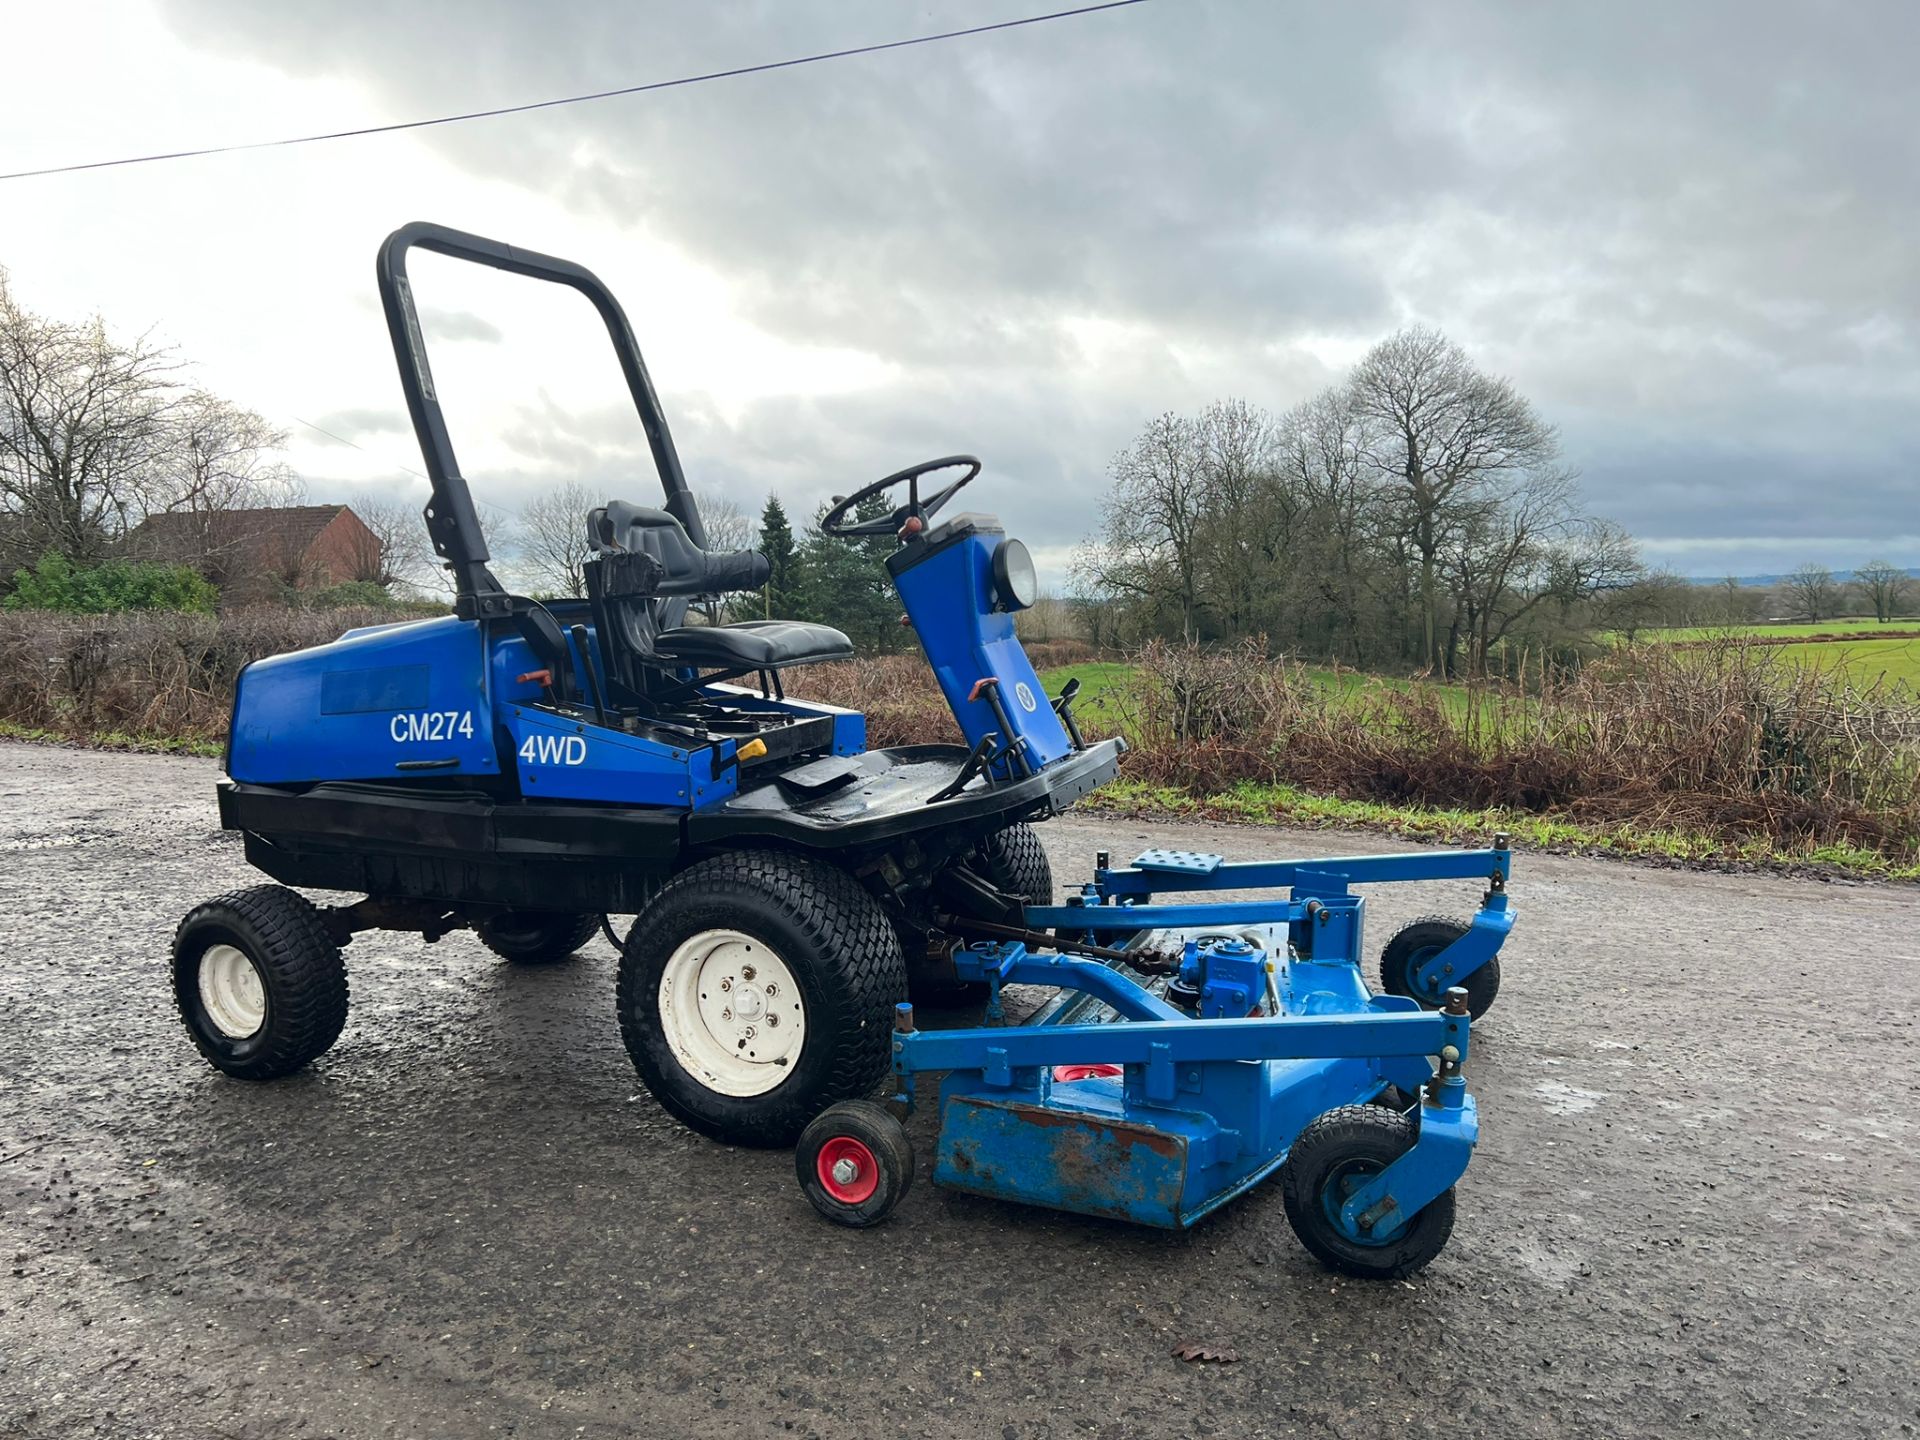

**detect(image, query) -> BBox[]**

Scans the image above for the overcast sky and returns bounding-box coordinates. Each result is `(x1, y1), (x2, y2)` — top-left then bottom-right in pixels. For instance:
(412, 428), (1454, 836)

(3, 1), (1915, 581)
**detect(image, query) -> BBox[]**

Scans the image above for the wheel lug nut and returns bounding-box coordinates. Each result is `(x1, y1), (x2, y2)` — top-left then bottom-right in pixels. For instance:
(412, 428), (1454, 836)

(831, 1158), (859, 1185)
(720, 1007), (732, 1022)
(741, 964), (756, 981)
(767, 1014), (779, 1028)
(719, 977), (732, 992)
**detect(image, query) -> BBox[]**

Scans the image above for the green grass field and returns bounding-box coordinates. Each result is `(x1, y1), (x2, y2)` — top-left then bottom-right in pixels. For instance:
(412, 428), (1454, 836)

(1039, 659), (1502, 733)
(1633, 619), (1920, 689)
(1646, 618), (1920, 641)
(1772, 636), (1920, 689)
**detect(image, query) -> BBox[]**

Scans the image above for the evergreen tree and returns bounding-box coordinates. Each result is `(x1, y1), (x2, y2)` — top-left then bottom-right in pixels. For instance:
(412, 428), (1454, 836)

(756, 494), (801, 620)
(793, 494), (904, 652)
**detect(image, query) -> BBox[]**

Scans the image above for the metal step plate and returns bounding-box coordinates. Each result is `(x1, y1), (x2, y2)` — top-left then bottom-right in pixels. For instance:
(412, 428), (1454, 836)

(1130, 849), (1224, 876)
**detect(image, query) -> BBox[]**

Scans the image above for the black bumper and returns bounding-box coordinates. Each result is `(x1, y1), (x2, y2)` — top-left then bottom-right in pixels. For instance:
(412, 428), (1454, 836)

(217, 737), (1124, 906)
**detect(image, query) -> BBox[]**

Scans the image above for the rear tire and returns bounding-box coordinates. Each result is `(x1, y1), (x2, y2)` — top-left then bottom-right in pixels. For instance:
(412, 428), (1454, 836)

(172, 885), (349, 1080)
(618, 851), (906, 1147)
(476, 911), (599, 965)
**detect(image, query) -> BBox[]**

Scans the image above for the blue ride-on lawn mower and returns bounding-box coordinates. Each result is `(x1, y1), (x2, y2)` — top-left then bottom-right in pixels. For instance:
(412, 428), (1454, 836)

(170, 222), (1517, 1279)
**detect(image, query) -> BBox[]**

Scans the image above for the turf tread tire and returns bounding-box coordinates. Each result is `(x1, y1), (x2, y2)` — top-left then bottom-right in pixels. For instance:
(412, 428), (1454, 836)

(976, 821), (1054, 906)
(171, 885), (349, 1081)
(1377, 913), (1501, 1020)
(1280, 1103), (1456, 1279)
(617, 850), (906, 1148)
(476, 911), (600, 965)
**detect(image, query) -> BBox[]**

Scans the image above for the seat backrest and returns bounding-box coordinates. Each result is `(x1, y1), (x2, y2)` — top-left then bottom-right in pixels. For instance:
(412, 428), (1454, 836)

(584, 500), (774, 698)
(587, 501), (702, 631)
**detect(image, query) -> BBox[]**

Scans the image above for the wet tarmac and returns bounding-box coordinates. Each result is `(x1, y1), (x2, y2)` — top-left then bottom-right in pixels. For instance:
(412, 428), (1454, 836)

(1, 742), (1915, 1438)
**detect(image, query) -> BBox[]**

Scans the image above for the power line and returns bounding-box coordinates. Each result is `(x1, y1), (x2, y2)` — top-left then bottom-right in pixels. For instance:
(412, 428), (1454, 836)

(293, 416), (428, 482)
(0, 1), (1152, 183)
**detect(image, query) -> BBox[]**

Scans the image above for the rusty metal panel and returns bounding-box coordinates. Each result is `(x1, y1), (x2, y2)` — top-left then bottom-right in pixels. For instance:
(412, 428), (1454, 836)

(933, 1096), (1190, 1228)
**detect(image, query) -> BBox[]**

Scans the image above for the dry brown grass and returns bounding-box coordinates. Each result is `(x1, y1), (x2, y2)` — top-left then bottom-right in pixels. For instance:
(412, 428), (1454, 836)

(1107, 638), (1920, 858)
(0, 607), (399, 742)
(7, 611), (1913, 861)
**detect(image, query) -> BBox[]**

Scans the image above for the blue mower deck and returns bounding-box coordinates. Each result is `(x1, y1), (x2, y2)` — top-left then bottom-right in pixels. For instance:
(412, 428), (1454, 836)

(806, 841), (1514, 1277)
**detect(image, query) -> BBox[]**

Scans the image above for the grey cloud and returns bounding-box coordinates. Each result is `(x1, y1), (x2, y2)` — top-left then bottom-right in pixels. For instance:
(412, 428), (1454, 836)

(161, 0), (1920, 572)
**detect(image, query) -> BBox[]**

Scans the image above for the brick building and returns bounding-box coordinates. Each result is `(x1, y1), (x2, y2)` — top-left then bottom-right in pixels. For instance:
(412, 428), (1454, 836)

(129, 504), (382, 601)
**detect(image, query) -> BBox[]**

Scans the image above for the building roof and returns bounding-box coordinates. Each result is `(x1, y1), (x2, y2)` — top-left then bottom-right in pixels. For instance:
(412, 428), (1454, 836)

(130, 504), (355, 551)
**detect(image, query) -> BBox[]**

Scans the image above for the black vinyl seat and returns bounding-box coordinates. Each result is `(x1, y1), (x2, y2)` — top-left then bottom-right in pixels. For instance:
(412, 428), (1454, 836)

(656, 619), (853, 668)
(584, 501), (852, 679)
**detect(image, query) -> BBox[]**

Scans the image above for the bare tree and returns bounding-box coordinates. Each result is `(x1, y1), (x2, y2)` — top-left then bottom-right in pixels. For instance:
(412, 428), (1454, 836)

(516, 479), (597, 598)
(1712, 575), (1760, 626)
(1274, 386), (1383, 661)
(1189, 399), (1283, 637)
(1074, 413), (1208, 639)
(1350, 327), (1562, 673)
(340, 493), (435, 592)
(1784, 562), (1839, 623)
(135, 392), (305, 583)
(1853, 559), (1910, 624)
(1595, 568), (1693, 643)
(1443, 472), (1638, 676)
(0, 270), (186, 571)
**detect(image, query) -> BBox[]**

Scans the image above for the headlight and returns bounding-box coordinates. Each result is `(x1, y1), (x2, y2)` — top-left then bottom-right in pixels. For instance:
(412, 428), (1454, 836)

(991, 538), (1038, 611)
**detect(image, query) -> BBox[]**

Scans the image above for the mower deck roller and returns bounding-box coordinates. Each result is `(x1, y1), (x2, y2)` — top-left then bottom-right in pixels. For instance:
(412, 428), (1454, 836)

(169, 220), (1516, 1282)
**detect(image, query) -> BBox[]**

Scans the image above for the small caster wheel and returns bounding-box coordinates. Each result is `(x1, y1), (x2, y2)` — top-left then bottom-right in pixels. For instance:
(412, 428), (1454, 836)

(796, 1100), (914, 1228)
(1280, 1105), (1455, 1279)
(1378, 915), (1501, 1020)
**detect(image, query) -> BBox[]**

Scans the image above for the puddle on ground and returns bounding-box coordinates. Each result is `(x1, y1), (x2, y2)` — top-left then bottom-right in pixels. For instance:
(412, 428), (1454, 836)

(1535, 1080), (1606, 1115)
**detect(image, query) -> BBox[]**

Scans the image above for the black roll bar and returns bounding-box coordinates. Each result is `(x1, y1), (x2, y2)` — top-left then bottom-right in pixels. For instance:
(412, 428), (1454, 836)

(375, 221), (705, 618)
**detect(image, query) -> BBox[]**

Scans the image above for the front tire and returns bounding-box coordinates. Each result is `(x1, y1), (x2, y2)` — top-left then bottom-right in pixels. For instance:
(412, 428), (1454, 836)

(172, 885), (349, 1080)
(476, 911), (599, 965)
(618, 851), (906, 1147)
(907, 821), (1056, 1004)
(1280, 1105), (1455, 1279)
(976, 821), (1054, 906)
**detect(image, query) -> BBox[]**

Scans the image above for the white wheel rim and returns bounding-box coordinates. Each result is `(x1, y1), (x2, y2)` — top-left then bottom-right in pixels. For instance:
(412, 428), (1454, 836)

(198, 944), (267, 1039)
(657, 929), (806, 1097)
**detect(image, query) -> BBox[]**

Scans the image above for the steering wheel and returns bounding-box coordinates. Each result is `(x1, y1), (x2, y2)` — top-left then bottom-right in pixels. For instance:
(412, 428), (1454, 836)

(818, 455), (981, 539)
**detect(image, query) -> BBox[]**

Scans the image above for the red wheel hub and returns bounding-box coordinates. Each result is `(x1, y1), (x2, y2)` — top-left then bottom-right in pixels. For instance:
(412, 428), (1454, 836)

(815, 1136), (880, 1204)
(1052, 1064), (1124, 1082)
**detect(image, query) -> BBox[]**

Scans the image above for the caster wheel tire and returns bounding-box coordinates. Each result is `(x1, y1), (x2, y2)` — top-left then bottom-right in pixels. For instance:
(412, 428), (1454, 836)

(1281, 1104), (1455, 1279)
(796, 1099), (915, 1227)
(172, 885), (349, 1080)
(477, 910), (600, 965)
(618, 851), (907, 1148)
(1377, 915), (1500, 1020)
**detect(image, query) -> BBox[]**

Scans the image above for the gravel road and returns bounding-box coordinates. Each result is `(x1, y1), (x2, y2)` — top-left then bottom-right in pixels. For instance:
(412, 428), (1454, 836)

(1, 741), (1916, 1439)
